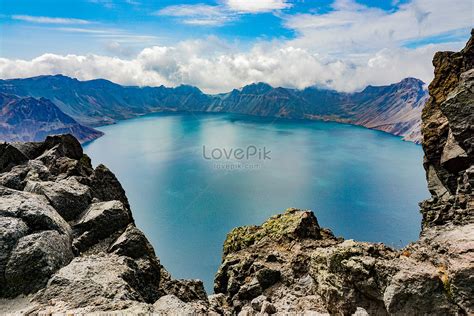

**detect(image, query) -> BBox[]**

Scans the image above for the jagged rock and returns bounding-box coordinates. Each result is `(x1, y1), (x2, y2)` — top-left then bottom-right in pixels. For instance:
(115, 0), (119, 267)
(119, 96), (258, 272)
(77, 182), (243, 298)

(0, 164), (29, 190)
(0, 217), (29, 295)
(87, 164), (130, 210)
(0, 186), (71, 235)
(4, 230), (73, 297)
(223, 208), (321, 256)
(0, 143), (28, 173)
(42, 134), (84, 160)
(24, 177), (91, 221)
(0, 136), (209, 313)
(421, 29), (474, 228)
(109, 223), (156, 259)
(250, 295), (268, 311)
(32, 253), (160, 312)
(160, 278), (208, 303)
(73, 200), (130, 252)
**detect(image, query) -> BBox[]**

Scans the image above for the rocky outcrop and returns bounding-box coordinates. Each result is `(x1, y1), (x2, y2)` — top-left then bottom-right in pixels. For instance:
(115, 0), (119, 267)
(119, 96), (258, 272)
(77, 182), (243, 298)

(0, 134), (209, 313)
(211, 32), (474, 315)
(0, 32), (472, 315)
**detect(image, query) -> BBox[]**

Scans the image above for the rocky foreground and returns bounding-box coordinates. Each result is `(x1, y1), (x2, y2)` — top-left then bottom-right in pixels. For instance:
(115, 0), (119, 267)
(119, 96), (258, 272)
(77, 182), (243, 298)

(0, 33), (473, 315)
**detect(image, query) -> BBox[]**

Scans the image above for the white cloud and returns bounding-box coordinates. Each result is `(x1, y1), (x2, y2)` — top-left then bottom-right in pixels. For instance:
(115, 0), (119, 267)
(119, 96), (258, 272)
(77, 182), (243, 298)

(225, 0), (291, 13)
(156, 0), (292, 26)
(0, 37), (465, 94)
(155, 4), (236, 26)
(12, 15), (91, 25)
(284, 0), (472, 55)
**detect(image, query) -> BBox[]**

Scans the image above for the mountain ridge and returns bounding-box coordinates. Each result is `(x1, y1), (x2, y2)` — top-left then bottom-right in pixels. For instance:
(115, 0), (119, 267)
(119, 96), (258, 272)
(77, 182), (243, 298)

(0, 75), (427, 143)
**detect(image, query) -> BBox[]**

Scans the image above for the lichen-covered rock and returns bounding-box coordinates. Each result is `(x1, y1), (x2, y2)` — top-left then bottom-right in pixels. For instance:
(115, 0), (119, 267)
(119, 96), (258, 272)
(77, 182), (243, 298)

(223, 208), (321, 256)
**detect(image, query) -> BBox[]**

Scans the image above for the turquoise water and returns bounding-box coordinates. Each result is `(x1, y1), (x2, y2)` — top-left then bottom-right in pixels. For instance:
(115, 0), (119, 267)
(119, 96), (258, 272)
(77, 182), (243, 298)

(84, 112), (429, 292)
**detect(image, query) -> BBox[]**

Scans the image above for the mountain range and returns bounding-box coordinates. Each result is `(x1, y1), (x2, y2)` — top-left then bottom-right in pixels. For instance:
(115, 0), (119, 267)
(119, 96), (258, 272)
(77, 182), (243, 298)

(0, 75), (428, 143)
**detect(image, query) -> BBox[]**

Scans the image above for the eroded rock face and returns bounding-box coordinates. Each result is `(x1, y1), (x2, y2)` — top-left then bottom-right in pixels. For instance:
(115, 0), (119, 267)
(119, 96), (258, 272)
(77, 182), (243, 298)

(421, 30), (474, 228)
(0, 134), (208, 313)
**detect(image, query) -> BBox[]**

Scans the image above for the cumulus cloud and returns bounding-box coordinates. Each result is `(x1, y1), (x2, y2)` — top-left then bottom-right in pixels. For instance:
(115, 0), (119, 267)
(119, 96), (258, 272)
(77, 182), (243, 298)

(12, 15), (91, 25)
(0, 37), (464, 94)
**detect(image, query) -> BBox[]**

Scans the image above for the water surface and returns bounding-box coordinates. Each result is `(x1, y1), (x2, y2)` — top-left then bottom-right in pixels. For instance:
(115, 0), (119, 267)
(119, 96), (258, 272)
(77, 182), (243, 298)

(84, 112), (429, 292)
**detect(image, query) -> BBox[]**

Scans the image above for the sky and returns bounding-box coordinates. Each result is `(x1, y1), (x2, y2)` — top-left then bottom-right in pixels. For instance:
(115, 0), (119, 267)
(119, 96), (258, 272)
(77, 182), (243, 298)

(0, 0), (472, 94)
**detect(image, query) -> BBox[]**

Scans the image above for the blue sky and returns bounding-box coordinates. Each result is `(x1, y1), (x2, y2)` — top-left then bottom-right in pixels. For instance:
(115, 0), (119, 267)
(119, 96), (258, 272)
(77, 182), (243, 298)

(0, 0), (472, 93)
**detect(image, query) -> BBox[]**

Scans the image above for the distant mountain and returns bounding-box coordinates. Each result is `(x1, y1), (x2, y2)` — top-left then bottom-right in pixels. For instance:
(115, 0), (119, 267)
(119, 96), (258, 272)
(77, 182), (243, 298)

(0, 75), (212, 127)
(209, 78), (427, 142)
(0, 93), (103, 143)
(0, 75), (428, 142)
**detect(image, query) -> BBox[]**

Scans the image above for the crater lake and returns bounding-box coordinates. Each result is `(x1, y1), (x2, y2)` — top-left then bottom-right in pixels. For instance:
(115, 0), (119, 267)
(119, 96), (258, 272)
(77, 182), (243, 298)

(84, 112), (429, 292)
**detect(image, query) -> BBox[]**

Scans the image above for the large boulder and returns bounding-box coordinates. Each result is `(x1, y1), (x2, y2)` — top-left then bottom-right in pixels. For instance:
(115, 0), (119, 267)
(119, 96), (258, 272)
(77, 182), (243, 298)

(32, 253), (162, 312)
(0, 186), (71, 235)
(4, 230), (73, 297)
(73, 200), (131, 252)
(109, 224), (156, 259)
(0, 217), (29, 295)
(0, 143), (28, 173)
(24, 177), (91, 221)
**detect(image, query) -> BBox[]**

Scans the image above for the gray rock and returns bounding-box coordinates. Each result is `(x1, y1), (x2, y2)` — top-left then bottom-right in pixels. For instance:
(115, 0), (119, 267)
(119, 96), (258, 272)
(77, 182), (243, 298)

(250, 295), (268, 311)
(0, 217), (29, 295)
(24, 177), (91, 221)
(260, 301), (276, 314)
(0, 143), (28, 173)
(87, 164), (130, 210)
(43, 134), (83, 160)
(153, 294), (208, 315)
(256, 268), (280, 290)
(4, 230), (73, 297)
(160, 278), (208, 303)
(33, 253), (163, 311)
(109, 224), (156, 259)
(0, 186), (71, 235)
(73, 200), (130, 252)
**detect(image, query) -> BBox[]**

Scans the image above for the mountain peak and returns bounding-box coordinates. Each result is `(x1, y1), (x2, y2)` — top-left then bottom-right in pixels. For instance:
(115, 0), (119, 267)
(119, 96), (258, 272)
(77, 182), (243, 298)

(241, 82), (273, 94)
